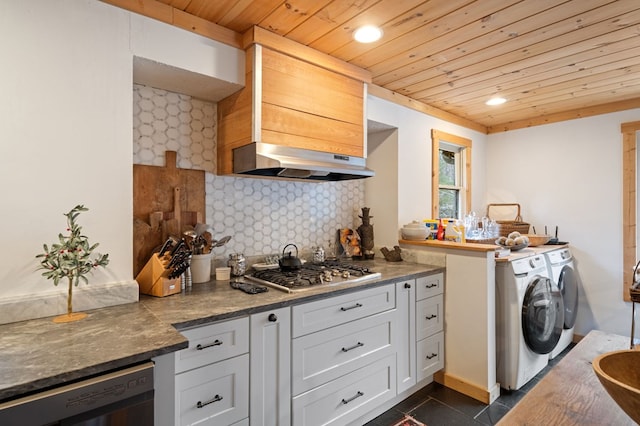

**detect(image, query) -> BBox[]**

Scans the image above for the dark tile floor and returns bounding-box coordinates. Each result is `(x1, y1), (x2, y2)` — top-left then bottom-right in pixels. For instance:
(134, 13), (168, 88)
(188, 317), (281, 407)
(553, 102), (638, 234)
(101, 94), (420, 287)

(365, 343), (575, 426)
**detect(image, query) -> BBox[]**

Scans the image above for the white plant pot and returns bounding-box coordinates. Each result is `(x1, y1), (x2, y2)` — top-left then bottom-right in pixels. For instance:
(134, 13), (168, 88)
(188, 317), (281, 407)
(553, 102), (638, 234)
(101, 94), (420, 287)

(191, 253), (213, 283)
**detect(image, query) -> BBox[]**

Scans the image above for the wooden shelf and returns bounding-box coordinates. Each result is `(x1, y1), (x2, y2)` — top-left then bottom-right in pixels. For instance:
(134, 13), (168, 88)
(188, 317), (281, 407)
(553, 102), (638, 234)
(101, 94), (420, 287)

(399, 239), (497, 252)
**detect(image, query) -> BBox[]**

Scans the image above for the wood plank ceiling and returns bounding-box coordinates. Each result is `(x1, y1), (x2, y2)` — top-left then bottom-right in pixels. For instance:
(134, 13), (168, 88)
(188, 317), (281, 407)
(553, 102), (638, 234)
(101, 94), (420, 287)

(107, 0), (640, 133)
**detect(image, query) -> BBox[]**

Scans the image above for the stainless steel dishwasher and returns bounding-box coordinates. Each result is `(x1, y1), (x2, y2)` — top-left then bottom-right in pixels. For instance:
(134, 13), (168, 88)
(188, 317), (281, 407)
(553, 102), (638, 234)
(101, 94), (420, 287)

(0, 362), (154, 426)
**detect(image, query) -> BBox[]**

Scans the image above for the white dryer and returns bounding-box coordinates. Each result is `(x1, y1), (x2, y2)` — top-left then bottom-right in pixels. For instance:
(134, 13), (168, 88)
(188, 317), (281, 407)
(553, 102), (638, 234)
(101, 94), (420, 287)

(544, 248), (579, 359)
(496, 254), (563, 390)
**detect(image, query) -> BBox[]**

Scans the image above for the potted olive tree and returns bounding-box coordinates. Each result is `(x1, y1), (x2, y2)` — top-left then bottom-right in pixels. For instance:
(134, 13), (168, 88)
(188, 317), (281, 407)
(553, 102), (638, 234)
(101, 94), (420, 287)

(36, 205), (109, 323)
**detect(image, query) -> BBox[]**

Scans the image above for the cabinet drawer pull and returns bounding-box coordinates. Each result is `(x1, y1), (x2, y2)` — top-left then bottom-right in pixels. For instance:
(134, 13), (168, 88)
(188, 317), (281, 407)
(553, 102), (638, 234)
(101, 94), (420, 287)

(426, 352), (438, 360)
(196, 339), (222, 350)
(404, 282), (411, 289)
(268, 313), (278, 322)
(341, 391), (364, 405)
(425, 282), (438, 289)
(197, 394), (223, 408)
(340, 303), (363, 311)
(425, 314), (437, 320)
(341, 342), (364, 352)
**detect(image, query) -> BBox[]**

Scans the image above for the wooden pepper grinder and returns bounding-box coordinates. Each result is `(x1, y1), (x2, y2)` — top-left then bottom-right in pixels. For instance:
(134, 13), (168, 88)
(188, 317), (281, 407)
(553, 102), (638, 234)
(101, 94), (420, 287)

(358, 207), (375, 260)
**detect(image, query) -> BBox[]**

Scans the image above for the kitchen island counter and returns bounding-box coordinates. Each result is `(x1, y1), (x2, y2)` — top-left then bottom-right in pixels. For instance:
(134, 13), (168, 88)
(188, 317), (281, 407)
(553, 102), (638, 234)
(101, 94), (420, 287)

(0, 259), (439, 402)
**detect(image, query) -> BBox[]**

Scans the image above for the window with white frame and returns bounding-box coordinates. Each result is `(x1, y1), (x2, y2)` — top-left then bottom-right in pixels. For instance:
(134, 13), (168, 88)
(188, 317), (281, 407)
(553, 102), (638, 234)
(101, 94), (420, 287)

(431, 130), (471, 220)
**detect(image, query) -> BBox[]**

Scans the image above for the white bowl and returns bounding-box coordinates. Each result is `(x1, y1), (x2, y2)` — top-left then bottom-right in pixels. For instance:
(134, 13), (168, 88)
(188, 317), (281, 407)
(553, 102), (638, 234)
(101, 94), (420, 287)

(403, 221), (426, 229)
(402, 227), (428, 240)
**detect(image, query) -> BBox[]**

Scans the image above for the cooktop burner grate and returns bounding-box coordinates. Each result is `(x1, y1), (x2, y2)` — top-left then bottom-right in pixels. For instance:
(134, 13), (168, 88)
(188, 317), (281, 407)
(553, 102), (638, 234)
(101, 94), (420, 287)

(246, 260), (381, 292)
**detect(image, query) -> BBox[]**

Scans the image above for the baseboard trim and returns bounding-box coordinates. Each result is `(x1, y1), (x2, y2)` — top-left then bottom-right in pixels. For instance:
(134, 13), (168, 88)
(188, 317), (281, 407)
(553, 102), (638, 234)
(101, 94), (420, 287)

(434, 370), (499, 404)
(0, 281), (139, 325)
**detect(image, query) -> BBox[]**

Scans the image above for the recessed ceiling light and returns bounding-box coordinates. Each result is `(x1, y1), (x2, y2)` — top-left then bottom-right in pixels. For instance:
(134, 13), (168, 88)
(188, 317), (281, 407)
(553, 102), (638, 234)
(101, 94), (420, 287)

(353, 25), (383, 43)
(485, 97), (507, 106)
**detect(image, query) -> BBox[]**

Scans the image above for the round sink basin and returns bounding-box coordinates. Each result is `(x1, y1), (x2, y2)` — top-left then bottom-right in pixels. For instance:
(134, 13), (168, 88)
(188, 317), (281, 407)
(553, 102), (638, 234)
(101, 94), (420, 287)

(593, 349), (640, 422)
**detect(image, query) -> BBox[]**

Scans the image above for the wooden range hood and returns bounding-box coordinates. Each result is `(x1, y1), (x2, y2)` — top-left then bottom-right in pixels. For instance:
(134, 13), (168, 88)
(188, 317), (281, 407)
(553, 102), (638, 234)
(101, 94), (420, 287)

(217, 27), (374, 181)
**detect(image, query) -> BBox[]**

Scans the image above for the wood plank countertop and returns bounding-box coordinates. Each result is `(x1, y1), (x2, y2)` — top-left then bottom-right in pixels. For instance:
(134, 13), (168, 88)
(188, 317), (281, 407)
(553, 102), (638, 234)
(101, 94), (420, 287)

(497, 330), (635, 425)
(399, 239), (497, 252)
(399, 239), (569, 258)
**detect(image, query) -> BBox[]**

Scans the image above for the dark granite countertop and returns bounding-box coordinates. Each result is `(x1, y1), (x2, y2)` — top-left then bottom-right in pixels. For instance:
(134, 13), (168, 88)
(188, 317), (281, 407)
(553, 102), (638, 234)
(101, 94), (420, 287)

(0, 260), (441, 402)
(145, 259), (441, 329)
(0, 303), (187, 402)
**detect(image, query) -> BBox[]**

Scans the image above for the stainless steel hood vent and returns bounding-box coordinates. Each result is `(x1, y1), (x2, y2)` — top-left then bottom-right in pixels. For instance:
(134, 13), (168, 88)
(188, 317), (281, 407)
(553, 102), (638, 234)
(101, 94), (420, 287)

(233, 143), (374, 181)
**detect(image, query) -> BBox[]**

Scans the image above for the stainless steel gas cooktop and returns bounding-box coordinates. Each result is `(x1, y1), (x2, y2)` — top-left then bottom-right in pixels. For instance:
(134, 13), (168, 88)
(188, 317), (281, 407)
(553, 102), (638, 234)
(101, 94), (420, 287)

(243, 260), (382, 293)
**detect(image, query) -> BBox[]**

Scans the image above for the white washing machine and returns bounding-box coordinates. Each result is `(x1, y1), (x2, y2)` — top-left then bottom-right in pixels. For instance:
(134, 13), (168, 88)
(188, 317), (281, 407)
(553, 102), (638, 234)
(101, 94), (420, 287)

(496, 254), (563, 390)
(545, 248), (579, 359)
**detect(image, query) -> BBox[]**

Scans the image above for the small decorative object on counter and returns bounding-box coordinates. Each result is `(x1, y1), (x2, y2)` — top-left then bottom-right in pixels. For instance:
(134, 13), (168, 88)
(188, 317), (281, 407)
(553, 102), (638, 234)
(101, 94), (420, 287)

(215, 266), (231, 281)
(326, 239), (337, 260)
(380, 245), (403, 262)
(424, 220), (439, 239)
(312, 245), (325, 263)
(36, 205), (110, 323)
(436, 219), (445, 240)
(357, 207), (375, 259)
(228, 253), (246, 277)
(339, 228), (362, 258)
(279, 244), (303, 271)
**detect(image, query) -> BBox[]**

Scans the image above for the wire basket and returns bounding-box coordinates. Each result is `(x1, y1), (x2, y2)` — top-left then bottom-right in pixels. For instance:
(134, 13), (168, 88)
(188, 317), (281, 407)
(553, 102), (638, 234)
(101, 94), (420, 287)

(486, 203), (530, 237)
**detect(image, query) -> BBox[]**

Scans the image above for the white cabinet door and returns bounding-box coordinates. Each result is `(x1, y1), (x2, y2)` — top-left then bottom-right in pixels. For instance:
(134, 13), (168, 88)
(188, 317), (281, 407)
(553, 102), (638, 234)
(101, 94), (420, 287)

(395, 279), (416, 393)
(416, 294), (444, 341)
(250, 308), (291, 426)
(417, 332), (444, 382)
(175, 354), (249, 426)
(291, 354), (396, 426)
(177, 317), (249, 373)
(292, 284), (395, 337)
(416, 273), (444, 301)
(292, 309), (395, 394)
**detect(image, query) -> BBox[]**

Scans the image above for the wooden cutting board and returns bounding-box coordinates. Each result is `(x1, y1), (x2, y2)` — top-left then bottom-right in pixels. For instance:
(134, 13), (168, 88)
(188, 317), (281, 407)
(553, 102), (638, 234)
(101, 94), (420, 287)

(133, 151), (205, 276)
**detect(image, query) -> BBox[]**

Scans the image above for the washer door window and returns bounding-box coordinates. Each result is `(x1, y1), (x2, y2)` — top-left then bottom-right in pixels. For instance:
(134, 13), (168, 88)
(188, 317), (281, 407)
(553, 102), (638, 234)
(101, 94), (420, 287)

(558, 266), (579, 329)
(522, 276), (563, 354)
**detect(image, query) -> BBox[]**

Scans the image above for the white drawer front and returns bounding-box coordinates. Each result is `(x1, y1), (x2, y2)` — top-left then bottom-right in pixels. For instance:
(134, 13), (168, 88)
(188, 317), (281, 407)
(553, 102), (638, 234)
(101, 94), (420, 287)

(175, 354), (249, 426)
(416, 273), (444, 301)
(292, 310), (395, 395)
(176, 317), (249, 373)
(416, 294), (444, 340)
(292, 284), (395, 337)
(417, 332), (444, 382)
(292, 354), (396, 426)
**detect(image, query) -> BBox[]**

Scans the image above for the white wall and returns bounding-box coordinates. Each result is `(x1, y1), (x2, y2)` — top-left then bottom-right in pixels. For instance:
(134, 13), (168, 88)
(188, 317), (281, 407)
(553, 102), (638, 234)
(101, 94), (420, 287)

(367, 96), (489, 229)
(486, 109), (640, 337)
(366, 129), (399, 248)
(0, 0), (132, 300)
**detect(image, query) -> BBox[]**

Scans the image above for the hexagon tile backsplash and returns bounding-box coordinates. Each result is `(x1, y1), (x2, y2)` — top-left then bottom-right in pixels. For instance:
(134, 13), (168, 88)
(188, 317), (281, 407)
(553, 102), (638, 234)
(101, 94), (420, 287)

(133, 84), (365, 260)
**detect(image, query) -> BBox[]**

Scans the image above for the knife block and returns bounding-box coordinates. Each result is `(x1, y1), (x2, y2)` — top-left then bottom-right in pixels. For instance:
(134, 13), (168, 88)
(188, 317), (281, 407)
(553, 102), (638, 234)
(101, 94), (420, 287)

(136, 253), (181, 297)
